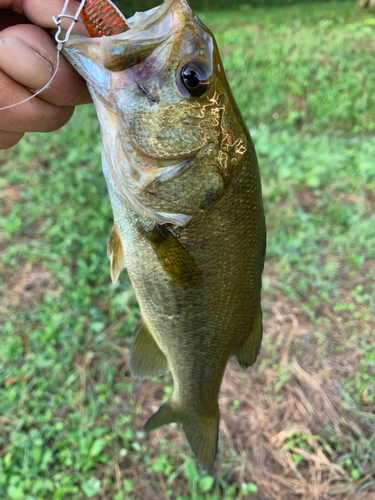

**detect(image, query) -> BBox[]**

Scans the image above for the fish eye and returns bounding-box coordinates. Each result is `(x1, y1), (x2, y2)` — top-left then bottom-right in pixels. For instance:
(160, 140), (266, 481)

(180, 63), (210, 97)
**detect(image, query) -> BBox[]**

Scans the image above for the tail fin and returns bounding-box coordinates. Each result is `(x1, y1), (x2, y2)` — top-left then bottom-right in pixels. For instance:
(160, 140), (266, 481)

(144, 400), (220, 473)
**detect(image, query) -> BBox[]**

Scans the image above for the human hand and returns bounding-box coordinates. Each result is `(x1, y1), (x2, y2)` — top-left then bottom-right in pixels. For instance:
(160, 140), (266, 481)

(0, 0), (91, 150)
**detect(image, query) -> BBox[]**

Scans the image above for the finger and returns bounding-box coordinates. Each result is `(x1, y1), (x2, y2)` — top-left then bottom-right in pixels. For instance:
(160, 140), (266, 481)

(23, 0), (89, 35)
(0, 130), (24, 149)
(0, 9), (31, 30)
(0, 25), (91, 106)
(0, 0), (88, 35)
(0, 70), (74, 132)
(0, 1), (25, 16)
(0, 29), (53, 90)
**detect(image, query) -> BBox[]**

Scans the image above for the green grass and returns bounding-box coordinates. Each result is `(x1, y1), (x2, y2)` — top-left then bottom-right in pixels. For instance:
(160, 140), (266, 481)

(205, 2), (375, 134)
(1, 2), (374, 499)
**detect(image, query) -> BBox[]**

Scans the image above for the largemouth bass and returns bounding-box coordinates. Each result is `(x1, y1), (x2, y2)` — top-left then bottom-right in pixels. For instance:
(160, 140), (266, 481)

(63, 0), (266, 471)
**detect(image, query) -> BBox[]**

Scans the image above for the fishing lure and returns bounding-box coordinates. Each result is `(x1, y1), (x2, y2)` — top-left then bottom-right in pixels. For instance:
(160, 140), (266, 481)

(78, 0), (130, 37)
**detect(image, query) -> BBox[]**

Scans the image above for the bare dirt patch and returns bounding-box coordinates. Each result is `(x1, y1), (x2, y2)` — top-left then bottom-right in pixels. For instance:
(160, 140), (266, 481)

(0, 262), (61, 320)
(0, 180), (62, 317)
(0, 184), (25, 217)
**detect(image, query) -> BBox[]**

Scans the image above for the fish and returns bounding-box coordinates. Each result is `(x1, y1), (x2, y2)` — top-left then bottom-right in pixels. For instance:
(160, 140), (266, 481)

(63, 0), (266, 472)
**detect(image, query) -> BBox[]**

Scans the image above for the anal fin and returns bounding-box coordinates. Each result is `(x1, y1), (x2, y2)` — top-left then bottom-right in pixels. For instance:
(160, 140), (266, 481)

(235, 303), (263, 369)
(107, 224), (126, 284)
(129, 318), (169, 379)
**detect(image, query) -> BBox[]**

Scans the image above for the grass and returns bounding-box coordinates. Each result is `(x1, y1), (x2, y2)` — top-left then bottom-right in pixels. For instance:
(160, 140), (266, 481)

(0, 2), (374, 499)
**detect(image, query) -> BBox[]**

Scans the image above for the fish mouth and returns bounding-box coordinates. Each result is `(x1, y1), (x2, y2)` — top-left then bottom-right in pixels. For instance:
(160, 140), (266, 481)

(64, 0), (194, 72)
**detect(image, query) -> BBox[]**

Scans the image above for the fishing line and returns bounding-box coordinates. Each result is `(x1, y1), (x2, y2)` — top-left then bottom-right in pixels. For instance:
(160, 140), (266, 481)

(0, 0), (86, 112)
(0, 46), (63, 111)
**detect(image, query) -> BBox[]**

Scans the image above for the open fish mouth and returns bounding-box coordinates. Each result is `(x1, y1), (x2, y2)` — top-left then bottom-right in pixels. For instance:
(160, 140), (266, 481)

(65, 0), (195, 72)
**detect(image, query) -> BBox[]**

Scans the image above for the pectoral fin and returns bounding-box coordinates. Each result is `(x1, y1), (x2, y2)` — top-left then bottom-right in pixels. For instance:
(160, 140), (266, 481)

(139, 224), (202, 288)
(107, 225), (126, 284)
(129, 318), (169, 379)
(235, 303), (263, 369)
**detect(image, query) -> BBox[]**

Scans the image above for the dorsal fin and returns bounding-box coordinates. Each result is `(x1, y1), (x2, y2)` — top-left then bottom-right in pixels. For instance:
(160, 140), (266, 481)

(107, 224), (126, 284)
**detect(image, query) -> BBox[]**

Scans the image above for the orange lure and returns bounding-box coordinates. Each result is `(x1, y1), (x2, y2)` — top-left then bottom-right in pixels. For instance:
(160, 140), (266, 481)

(80, 0), (130, 37)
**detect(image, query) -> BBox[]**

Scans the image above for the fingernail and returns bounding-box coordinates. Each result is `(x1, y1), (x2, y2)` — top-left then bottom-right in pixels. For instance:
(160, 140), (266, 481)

(0, 37), (54, 90)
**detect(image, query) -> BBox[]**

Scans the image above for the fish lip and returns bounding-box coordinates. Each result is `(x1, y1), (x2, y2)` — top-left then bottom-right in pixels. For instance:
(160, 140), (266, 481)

(65, 0), (194, 47)
(64, 0), (194, 74)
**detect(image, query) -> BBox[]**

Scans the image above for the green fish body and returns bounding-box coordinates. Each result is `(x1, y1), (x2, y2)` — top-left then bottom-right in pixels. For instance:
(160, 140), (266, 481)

(64, 0), (266, 471)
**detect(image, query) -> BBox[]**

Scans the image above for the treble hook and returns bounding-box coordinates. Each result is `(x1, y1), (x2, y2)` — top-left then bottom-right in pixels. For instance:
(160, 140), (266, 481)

(53, 0), (86, 45)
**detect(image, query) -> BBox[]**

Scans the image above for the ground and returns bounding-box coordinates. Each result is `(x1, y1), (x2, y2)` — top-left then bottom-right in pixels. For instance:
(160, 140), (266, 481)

(0, 2), (374, 499)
